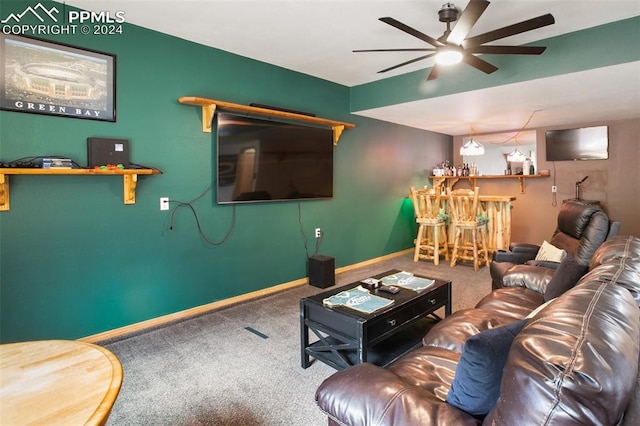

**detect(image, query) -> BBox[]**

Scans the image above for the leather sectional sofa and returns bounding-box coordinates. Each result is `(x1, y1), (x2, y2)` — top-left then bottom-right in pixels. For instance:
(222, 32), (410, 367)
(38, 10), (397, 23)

(316, 235), (640, 425)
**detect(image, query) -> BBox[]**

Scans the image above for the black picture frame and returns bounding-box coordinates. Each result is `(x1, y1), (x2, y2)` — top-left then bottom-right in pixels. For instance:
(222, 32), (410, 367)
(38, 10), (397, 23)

(0, 33), (116, 122)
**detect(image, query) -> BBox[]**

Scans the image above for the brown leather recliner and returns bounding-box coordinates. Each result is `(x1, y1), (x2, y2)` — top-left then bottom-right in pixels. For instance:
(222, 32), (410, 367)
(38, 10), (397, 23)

(489, 200), (611, 290)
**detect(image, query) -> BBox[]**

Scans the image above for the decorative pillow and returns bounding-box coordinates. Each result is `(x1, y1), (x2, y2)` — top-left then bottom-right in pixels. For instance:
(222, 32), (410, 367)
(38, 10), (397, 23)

(534, 240), (566, 262)
(447, 320), (527, 417)
(543, 254), (588, 301)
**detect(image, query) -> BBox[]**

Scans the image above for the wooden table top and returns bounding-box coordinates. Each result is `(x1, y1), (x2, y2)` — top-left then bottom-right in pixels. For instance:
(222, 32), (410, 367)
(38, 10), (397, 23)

(0, 340), (123, 426)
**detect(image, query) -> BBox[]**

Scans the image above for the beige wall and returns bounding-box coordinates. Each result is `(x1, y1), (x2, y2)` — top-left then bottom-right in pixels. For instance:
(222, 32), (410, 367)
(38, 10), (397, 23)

(452, 117), (640, 244)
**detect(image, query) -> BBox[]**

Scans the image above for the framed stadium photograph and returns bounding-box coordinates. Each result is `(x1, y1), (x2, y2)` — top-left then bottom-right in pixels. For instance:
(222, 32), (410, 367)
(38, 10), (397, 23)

(0, 33), (116, 122)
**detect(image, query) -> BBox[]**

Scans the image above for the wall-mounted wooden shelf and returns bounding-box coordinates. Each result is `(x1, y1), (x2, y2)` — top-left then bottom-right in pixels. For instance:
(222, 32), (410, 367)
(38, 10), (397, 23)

(0, 168), (161, 211)
(431, 174), (549, 194)
(178, 96), (356, 145)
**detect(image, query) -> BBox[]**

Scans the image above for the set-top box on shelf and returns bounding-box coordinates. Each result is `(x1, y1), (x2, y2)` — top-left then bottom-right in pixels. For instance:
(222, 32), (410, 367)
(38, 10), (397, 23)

(42, 158), (72, 169)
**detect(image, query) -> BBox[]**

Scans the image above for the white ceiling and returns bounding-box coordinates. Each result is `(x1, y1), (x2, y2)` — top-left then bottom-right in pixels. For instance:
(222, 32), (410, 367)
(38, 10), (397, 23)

(66, 0), (640, 136)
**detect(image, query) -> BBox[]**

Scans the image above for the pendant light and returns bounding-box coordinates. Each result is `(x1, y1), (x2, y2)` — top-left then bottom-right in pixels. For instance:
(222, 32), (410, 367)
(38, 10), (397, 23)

(506, 135), (527, 162)
(460, 126), (485, 156)
(505, 110), (540, 162)
(506, 147), (527, 162)
(459, 139), (485, 156)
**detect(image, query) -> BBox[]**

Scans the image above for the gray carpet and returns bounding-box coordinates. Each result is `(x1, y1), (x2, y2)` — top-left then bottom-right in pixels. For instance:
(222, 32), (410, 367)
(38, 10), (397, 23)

(102, 253), (492, 425)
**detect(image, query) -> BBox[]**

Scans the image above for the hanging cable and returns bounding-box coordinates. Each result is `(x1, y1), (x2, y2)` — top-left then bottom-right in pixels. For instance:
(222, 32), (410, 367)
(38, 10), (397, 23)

(477, 109), (542, 145)
(297, 202), (322, 258)
(551, 161), (558, 207)
(167, 185), (236, 246)
(297, 202), (311, 258)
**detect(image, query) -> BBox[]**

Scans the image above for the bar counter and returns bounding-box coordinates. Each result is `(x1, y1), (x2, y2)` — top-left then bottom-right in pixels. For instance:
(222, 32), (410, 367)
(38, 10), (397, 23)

(410, 191), (516, 252)
(431, 174), (548, 194)
(470, 195), (516, 251)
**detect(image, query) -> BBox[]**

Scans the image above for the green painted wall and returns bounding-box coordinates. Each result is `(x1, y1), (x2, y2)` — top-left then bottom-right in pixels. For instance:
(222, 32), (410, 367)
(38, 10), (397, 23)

(0, 1), (451, 342)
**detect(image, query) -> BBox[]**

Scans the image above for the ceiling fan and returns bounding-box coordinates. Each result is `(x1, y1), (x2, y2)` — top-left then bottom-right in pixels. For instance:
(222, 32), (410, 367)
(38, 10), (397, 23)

(354, 0), (555, 80)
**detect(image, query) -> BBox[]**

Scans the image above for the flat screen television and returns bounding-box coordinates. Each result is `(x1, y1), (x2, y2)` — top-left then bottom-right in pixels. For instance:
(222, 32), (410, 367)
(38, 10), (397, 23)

(545, 125), (609, 161)
(216, 112), (334, 204)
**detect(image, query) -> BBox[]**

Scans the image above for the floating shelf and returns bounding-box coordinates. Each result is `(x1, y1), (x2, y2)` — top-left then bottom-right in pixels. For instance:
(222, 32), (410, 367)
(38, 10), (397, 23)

(178, 96), (356, 145)
(0, 168), (161, 211)
(431, 174), (549, 194)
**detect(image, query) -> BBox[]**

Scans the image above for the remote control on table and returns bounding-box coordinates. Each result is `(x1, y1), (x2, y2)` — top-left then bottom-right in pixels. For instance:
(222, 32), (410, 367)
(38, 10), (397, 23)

(378, 285), (400, 294)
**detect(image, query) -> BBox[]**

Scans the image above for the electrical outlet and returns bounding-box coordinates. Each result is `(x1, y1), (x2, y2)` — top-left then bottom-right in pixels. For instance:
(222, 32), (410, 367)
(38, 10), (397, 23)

(315, 228), (321, 238)
(551, 185), (557, 193)
(160, 197), (169, 211)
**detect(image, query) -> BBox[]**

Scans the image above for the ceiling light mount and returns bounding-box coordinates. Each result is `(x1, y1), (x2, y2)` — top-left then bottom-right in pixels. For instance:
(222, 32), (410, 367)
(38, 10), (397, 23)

(438, 3), (459, 24)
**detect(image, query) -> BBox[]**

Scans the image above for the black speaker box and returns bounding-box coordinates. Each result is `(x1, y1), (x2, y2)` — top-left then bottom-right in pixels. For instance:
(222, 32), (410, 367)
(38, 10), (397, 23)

(308, 255), (335, 288)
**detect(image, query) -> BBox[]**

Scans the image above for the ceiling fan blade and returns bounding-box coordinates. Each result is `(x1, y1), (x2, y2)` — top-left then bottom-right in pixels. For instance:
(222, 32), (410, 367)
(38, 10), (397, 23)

(462, 54), (498, 74)
(353, 48), (436, 53)
(426, 64), (441, 81)
(447, 0), (490, 45)
(379, 17), (442, 48)
(378, 53), (436, 73)
(463, 13), (555, 48)
(468, 45), (547, 55)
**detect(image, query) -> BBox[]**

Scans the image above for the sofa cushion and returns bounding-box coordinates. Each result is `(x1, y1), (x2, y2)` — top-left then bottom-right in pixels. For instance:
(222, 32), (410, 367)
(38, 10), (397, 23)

(315, 363), (480, 426)
(485, 281), (640, 425)
(586, 235), (640, 307)
(501, 264), (555, 294)
(447, 320), (526, 417)
(543, 254), (588, 301)
(387, 346), (460, 402)
(590, 235), (640, 268)
(422, 309), (518, 353)
(474, 286), (544, 320)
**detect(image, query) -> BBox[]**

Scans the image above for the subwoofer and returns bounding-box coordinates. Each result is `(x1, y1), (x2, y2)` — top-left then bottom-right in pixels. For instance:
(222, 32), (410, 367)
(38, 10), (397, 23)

(308, 255), (335, 288)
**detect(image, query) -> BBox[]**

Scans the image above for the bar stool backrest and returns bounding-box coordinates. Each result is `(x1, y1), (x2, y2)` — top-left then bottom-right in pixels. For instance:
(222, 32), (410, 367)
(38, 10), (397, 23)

(411, 187), (444, 224)
(447, 187), (480, 226)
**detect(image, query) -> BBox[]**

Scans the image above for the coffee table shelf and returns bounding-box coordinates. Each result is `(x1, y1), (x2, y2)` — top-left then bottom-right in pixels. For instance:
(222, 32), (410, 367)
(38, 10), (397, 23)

(300, 270), (451, 370)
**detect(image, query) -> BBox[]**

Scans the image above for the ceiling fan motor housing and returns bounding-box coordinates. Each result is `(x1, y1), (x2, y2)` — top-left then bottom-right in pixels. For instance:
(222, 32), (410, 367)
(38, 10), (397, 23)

(439, 3), (459, 23)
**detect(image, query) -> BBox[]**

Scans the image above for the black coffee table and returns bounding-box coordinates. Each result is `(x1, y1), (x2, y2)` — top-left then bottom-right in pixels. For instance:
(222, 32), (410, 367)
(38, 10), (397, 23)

(300, 269), (451, 370)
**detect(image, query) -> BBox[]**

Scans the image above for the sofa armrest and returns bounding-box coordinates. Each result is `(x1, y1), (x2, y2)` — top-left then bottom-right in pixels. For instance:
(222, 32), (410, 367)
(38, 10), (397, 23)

(502, 264), (555, 294)
(492, 244), (539, 264)
(510, 242), (541, 254)
(525, 260), (561, 269)
(315, 363), (478, 426)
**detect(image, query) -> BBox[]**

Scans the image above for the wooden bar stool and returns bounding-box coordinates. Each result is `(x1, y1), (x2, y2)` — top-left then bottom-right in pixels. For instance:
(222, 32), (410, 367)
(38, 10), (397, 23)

(410, 187), (449, 265)
(447, 187), (490, 271)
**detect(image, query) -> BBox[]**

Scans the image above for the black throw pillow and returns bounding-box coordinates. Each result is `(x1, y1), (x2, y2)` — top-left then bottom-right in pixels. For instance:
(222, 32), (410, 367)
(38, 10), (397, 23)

(447, 320), (527, 417)
(544, 254), (588, 301)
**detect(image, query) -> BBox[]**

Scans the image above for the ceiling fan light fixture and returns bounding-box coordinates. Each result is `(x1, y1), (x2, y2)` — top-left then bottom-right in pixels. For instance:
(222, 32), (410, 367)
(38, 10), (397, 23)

(435, 47), (463, 65)
(460, 139), (485, 156)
